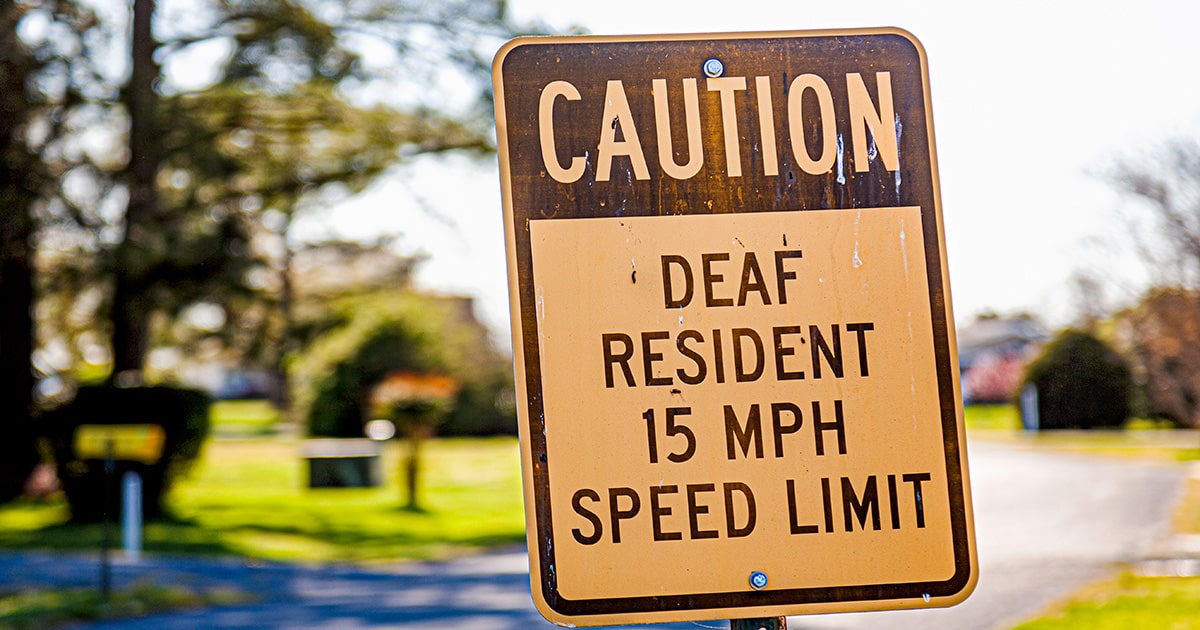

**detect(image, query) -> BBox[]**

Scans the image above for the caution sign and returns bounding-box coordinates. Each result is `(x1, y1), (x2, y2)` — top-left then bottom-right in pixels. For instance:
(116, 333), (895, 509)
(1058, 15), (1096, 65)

(493, 28), (976, 626)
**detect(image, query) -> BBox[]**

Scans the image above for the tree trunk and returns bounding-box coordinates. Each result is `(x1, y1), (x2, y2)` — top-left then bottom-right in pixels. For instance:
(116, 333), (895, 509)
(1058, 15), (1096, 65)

(403, 430), (423, 511)
(111, 0), (160, 379)
(0, 3), (43, 500)
(0, 204), (39, 501)
(273, 220), (295, 424)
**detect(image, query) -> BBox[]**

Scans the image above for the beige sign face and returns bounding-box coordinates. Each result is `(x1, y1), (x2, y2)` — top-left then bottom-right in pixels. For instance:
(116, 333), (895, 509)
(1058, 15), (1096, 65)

(494, 28), (975, 626)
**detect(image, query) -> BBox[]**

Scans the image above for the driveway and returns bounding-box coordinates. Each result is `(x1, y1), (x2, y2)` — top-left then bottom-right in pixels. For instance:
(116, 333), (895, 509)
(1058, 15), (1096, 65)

(1, 437), (1190, 629)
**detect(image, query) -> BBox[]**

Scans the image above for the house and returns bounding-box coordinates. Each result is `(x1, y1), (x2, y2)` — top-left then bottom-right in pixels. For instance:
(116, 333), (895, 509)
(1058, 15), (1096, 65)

(957, 313), (1048, 404)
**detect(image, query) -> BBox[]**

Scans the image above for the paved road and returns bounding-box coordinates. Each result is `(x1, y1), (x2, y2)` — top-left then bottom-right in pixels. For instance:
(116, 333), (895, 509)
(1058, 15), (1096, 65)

(794, 439), (1188, 630)
(1, 439), (1188, 629)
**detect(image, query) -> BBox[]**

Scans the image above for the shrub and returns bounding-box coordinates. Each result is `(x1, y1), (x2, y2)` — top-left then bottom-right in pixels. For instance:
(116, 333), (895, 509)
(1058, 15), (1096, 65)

(442, 372), (517, 436)
(307, 326), (430, 437)
(1023, 329), (1131, 430)
(42, 385), (211, 522)
(293, 292), (515, 438)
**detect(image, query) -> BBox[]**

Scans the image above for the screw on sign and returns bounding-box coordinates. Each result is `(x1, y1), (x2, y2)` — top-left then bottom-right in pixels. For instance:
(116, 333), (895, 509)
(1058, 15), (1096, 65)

(749, 571), (769, 591)
(703, 57), (724, 78)
(493, 28), (976, 628)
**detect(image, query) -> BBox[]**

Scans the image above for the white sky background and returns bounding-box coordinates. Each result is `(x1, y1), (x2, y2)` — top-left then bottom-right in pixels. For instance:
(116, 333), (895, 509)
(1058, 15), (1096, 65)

(294, 0), (1200, 346)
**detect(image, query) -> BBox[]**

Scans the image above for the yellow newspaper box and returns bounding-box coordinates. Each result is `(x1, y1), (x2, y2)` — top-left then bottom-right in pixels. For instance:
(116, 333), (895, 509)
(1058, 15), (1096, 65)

(75, 424), (166, 465)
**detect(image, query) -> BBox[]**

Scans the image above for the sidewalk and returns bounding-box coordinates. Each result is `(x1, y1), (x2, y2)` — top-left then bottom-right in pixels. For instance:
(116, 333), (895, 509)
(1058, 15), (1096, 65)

(1136, 460), (1200, 578)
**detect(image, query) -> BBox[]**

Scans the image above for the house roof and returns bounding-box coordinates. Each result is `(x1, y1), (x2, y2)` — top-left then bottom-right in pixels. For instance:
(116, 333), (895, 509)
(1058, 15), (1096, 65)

(957, 315), (1048, 366)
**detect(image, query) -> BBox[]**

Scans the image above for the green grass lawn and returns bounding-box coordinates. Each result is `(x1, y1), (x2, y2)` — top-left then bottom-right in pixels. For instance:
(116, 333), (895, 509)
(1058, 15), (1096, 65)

(208, 400), (282, 437)
(0, 582), (248, 630)
(0, 435), (525, 627)
(964, 404), (1200, 462)
(1013, 573), (1200, 630)
(0, 437), (527, 564)
(963, 403), (1023, 431)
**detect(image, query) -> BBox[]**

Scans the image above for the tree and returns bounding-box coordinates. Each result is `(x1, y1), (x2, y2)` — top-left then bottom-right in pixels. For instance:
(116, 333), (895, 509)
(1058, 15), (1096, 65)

(109, 0), (161, 380)
(1115, 289), (1200, 427)
(107, 0), (519, 381)
(4, 0), (539, 504)
(1, 1), (43, 500)
(1109, 139), (1200, 289)
(369, 371), (458, 510)
(32, 0), (537, 391)
(153, 83), (491, 412)
(1105, 139), (1200, 427)
(1, 0), (107, 499)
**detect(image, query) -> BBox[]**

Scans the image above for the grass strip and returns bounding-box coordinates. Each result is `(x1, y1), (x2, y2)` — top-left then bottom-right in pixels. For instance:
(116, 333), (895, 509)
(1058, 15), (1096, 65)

(1013, 573), (1200, 630)
(964, 405), (1200, 463)
(0, 582), (248, 629)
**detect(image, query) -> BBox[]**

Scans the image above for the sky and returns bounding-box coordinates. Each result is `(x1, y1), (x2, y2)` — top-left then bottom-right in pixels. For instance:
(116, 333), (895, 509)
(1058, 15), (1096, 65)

(294, 0), (1200, 345)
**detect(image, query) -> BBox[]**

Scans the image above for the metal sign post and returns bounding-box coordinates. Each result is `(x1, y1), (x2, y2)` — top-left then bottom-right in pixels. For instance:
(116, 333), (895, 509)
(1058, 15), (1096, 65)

(101, 438), (114, 600)
(494, 28), (976, 627)
(732, 618), (786, 630)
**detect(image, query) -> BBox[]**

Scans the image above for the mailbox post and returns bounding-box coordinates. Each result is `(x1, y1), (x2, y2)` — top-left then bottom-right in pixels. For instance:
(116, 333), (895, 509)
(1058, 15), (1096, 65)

(75, 424), (165, 599)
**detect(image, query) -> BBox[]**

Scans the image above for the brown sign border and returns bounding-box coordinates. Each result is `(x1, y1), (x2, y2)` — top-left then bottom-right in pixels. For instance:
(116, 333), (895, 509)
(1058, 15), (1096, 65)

(493, 27), (976, 625)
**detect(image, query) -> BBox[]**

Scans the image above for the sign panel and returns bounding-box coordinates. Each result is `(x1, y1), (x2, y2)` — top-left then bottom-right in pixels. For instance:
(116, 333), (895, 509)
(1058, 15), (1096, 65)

(493, 28), (975, 626)
(75, 424), (166, 464)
